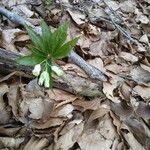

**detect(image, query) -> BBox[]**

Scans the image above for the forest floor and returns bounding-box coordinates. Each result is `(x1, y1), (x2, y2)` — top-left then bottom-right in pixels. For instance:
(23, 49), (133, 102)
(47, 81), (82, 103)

(0, 0), (150, 149)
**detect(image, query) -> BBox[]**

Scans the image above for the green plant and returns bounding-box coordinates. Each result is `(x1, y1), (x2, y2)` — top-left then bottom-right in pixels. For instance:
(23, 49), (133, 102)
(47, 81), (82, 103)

(17, 21), (79, 88)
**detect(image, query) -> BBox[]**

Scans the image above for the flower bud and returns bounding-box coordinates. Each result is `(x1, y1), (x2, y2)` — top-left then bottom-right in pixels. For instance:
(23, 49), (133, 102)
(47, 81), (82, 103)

(38, 71), (50, 88)
(51, 65), (64, 76)
(32, 64), (41, 76)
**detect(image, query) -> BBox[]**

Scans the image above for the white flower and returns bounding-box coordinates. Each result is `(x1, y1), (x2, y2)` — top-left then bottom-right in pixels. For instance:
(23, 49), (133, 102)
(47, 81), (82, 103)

(32, 64), (41, 76)
(38, 71), (50, 88)
(51, 65), (64, 76)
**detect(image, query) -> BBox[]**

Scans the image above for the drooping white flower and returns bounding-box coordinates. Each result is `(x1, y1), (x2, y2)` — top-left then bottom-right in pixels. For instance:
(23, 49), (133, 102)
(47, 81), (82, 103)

(51, 65), (64, 76)
(38, 71), (50, 88)
(32, 64), (41, 76)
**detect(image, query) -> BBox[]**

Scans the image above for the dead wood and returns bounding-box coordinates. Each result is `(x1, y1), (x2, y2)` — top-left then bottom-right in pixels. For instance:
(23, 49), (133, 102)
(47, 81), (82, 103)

(0, 48), (104, 97)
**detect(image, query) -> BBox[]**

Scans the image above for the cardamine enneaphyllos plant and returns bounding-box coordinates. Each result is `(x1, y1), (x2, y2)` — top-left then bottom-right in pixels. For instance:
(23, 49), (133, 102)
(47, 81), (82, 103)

(17, 21), (79, 88)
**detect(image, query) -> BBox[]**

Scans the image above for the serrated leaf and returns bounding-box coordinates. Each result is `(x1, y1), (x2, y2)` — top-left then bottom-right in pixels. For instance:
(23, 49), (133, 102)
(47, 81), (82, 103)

(51, 22), (68, 54)
(17, 55), (45, 66)
(41, 21), (52, 53)
(53, 37), (79, 59)
(27, 45), (46, 57)
(25, 25), (46, 53)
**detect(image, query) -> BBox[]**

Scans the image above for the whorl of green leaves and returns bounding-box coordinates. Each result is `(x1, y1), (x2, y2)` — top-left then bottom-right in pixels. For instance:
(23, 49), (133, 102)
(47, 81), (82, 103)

(17, 21), (79, 88)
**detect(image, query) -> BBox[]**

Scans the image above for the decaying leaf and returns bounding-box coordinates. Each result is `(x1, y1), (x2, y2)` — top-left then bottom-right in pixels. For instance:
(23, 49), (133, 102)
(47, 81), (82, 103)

(54, 122), (84, 150)
(23, 137), (49, 150)
(78, 114), (117, 150)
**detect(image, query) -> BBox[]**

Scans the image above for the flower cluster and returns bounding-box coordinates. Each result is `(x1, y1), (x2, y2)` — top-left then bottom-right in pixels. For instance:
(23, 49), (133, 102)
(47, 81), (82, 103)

(32, 63), (64, 88)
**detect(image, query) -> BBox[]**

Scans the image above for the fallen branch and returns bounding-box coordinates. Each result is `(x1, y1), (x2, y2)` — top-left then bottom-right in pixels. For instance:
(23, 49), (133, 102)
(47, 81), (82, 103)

(0, 6), (108, 81)
(0, 48), (104, 97)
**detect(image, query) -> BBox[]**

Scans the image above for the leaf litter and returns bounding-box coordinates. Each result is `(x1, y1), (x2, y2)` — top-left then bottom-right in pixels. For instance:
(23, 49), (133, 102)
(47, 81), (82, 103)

(0, 0), (150, 149)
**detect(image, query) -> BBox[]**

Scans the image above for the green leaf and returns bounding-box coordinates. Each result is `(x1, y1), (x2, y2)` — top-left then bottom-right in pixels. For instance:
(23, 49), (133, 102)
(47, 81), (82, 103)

(51, 22), (68, 54)
(26, 45), (46, 57)
(25, 25), (46, 53)
(53, 37), (79, 59)
(17, 55), (45, 66)
(41, 21), (52, 53)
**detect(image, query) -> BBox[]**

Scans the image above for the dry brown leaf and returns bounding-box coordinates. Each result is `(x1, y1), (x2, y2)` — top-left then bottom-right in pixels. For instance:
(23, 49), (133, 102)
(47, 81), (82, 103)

(51, 104), (74, 118)
(46, 88), (77, 102)
(13, 5), (34, 18)
(67, 9), (86, 26)
(54, 122), (84, 150)
(0, 84), (11, 124)
(23, 137), (49, 150)
(7, 83), (20, 118)
(87, 58), (106, 73)
(20, 97), (54, 121)
(135, 102), (150, 119)
(86, 24), (101, 36)
(121, 123), (145, 150)
(109, 111), (122, 134)
(133, 85), (150, 99)
(119, 82), (131, 101)
(89, 32), (112, 57)
(120, 0), (136, 13)
(105, 64), (129, 74)
(62, 63), (88, 78)
(72, 98), (101, 110)
(136, 14), (149, 24)
(32, 117), (64, 129)
(78, 114), (117, 150)
(2, 29), (23, 51)
(130, 66), (150, 85)
(103, 79), (120, 103)
(87, 107), (110, 123)
(77, 35), (92, 49)
(0, 137), (24, 149)
(119, 52), (138, 63)
(0, 127), (21, 137)
(110, 101), (133, 120)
